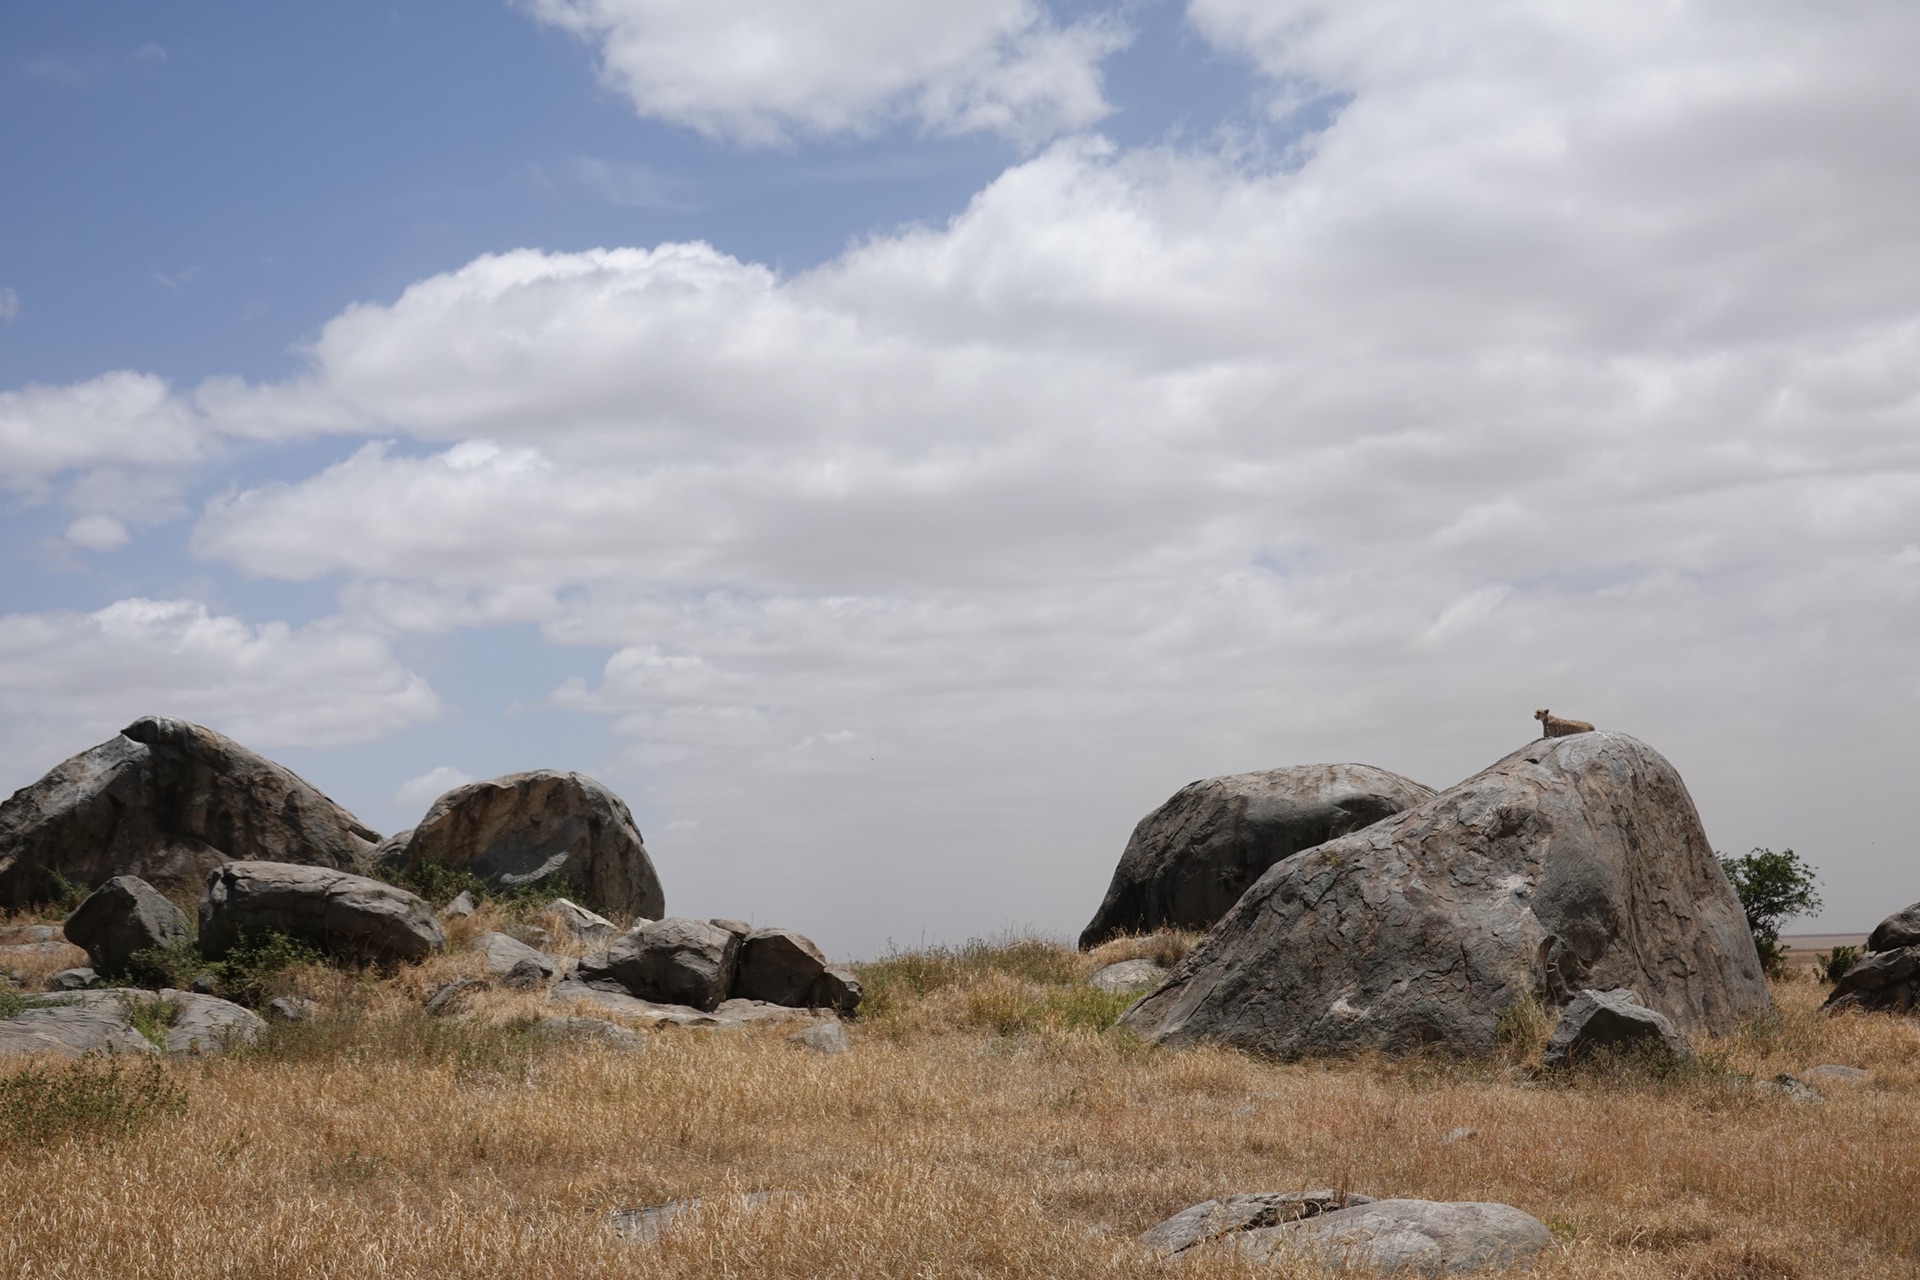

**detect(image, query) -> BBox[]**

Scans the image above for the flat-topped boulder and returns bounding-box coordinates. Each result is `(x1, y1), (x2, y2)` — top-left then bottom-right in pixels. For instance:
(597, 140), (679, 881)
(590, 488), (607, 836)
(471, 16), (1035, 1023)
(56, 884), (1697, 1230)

(1081, 763), (1435, 947)
(1123, 733), (1770, 1057)
(0, 716), (380, 908)
(199, 861), (443, 966)
(397, 770), (663, 919)
(1235, 1199), (1552, 1274)
(0, 988), (263, 1058)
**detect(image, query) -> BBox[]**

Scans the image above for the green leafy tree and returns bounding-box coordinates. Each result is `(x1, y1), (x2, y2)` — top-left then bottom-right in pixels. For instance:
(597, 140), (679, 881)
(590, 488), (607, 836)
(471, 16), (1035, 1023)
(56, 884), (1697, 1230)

(1717, 847), (1821, 976)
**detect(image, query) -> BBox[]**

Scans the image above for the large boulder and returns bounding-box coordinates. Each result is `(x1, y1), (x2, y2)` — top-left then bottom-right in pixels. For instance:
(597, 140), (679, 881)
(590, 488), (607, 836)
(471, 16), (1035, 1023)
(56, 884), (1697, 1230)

(1235, 1199), (1553, 1274)
(0, 988), (263, 1058)
(63, 875), (191, 978)
(1823, 900), (1920, 1015)
(1080, 764), (1435, 947)
(398, 771), (663, 919)
(0, 716), (381, 908)
(576, 918), (739, 1011)
(734, 927), (830, 1006)
(198, 861), (444, 966)
(1122, 732), (1770, 1058)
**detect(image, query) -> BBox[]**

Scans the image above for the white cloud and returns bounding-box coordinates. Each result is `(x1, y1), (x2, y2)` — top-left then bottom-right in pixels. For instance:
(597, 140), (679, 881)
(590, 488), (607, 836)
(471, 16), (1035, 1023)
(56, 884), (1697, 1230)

(521, 0), (1127, 145)
(0, 600), (441, 785)
(0, 372), (203, 492)
(64, 514), (130, 552)
(393, 765), (474, 815)
(0, 288), (17, 321)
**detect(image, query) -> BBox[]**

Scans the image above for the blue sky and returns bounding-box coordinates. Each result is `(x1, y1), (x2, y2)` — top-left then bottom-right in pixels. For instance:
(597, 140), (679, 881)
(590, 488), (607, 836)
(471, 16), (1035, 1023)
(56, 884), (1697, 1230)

(4, 1), (1918, 956)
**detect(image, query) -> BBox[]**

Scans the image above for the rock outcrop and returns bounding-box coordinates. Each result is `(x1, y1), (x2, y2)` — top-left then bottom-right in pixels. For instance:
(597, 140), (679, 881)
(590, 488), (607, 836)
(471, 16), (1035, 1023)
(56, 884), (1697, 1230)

(0, 716), (381, 908)
(0, 988), (263, 1058)
(1823, 898), (1920, 1015)
(568, 917), (862, 1016)
(1540, 988), (1693, 1068)
(1122, 732), (1770, 1058)
(397, 771), (663, 919)
(1235, 1199), (1553, 1274)
(1080, 764), (1435, 947)
(1089, 958), (1169, 995)
(62, 875), (190, 978)
(199, 861), (443, 966)
(577, 918), (740, 1011)
(1141, 1191), (1375, 1257)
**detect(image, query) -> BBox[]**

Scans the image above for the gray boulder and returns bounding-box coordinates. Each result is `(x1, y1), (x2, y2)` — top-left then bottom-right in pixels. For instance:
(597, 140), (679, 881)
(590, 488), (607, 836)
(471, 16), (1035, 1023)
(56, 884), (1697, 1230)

(63, 875), (190, 978)
(1122, 733), (1770, 1058)
(0, 988), (261, 1058)
(475, 931), (559, 988)
(0, 715), (381, 908)
(440, 890), (476, 920)
(199, 861), (443, 966)
(1081, 763), (1435, 947)
(735, 927), (830, 1006)
(424, 977), (488, 1016)
(1867, 901), (1920, 953)
(397, 770), (663, 919)
(536, 1015), (650, 1051)
(1235, 1199), (1552, 1274)
(1141, 1190), (1375, 1257)
(1540, 988), (1693, 1069)
(787, 1020), (852, 1054)
(808, 964), (862, 1013)
(48, 967), (97, 991)
(577, 918), (739, 1011)
(265, 995), (318, 1023)
(1089, 958), (1169, 995)
(1826, 900), (1920, 1015)
(551, 980), (814, 1029)
(550, 897), (616, 944)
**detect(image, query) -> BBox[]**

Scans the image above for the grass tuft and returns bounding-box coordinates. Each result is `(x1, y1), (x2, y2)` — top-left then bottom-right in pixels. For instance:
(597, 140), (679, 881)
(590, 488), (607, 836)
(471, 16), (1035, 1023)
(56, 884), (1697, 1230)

(0, 1054), (187, 1149)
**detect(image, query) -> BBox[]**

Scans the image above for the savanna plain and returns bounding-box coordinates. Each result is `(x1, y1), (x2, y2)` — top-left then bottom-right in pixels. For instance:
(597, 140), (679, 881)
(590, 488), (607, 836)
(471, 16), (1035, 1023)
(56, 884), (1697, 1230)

(1, 904), (1912, 1280)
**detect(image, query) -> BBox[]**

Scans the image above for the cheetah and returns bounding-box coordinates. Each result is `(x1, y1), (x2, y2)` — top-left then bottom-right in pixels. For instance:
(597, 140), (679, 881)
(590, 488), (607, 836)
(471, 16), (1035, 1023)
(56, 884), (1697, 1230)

(1534, 708), (1595, 738)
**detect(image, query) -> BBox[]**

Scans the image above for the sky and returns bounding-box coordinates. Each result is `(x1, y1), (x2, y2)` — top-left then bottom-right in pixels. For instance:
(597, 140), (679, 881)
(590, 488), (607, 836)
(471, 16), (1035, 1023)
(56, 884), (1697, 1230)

(3, 1), (1917, 959)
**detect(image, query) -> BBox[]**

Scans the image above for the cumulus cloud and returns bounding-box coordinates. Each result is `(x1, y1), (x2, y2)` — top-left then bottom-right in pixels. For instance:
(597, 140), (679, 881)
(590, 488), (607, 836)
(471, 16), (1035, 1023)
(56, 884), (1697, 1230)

(521, 0), (1127, 145)
(393, 765), (474, 815)
(0, 599), (441, 788)
(10, 1), (1920, 944)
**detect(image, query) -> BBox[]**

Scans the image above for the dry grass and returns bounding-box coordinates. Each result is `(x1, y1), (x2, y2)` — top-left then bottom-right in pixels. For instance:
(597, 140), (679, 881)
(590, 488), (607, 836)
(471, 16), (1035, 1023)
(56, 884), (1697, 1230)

(1, 929), (1916, 1279)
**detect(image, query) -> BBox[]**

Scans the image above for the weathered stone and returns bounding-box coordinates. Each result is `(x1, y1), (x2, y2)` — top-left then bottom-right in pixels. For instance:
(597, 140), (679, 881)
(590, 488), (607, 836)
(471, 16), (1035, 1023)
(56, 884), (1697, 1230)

(1081, 763), (1436, 947)
(1123, 733), (1770, 1058)
(1867, 901), (1920, 953)
(440, 890), (476, 920)
(1761, 1072), (1823, 1104)
(550, 979), (812, 1029)
(787, 1020), (851, 1054)
(1235, 1198), (1553, 1274)
(709, 917), (752, 939)
(577, 918), (739, 1011)
(475, 931), (559, 988)
(199, 861), (444, 966)
(0, 716), (381, 907)
(0, 988), (261, 1058)
(1140, 1190), (1375, 1257)
(398, 770), (663, 919)
(808, 965), (862, 1013)
(535, 1015), (650, 1051)
(48, 967), (97, 991)
(1089, 958), (1169, 995)
(735, 927), (829, 1006)
(424, 977), (488, 1016)
(1821, 944), (1920, 1015)
(1541, 989), (1694, 1069)
(265, 995), (318, 1023)
(0, 924), (59, 945)
(63, 875), (190, 978)
(550, 898), (616, 944)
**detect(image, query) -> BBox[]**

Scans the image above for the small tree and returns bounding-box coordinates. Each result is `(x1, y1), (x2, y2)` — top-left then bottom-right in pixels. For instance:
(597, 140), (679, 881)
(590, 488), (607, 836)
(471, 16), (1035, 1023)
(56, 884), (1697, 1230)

(1717, 847), (1821, 977)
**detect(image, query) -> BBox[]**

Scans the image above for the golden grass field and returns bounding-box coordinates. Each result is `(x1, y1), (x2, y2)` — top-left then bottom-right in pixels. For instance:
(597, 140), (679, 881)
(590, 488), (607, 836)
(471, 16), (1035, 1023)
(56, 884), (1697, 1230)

(2, 906), (1915, 1280)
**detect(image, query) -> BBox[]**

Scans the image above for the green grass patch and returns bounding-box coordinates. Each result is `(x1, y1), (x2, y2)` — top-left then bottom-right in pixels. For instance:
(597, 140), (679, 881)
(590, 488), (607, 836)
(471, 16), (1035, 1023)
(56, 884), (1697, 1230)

(0, 992), (79, 1020)
(0, 1054), (187, 1149)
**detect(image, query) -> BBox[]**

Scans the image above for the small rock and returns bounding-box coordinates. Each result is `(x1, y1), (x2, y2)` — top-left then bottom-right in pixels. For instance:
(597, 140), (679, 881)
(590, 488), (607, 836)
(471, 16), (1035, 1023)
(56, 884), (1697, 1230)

(265, 995), (318, 1023)
(550, 980), (813, 1029)
(1441, 1127), (1477, 1144)
(1235, 1198), (1552, 1273)
(1140, 1190), (1375, 1257)
(48, 967), (98, 991)
(1088, 958), (1169, 995)
(609, 1192), (782, 1244)
(550, 898), (616, 944)
(424, 977), (488, 1015)
(787, 1020), (851, 1054)
(1807, 1064), (1871, 1085)
(1541, 989), (1693, 1069)
(475, 931), (559, 989)
(708, 918), (752, 938)
(187, 971), (221, 995)
(1764, 1072), (1825, 1104)
(535, 1015), (650, 1051)
(441, 890), (476, 919)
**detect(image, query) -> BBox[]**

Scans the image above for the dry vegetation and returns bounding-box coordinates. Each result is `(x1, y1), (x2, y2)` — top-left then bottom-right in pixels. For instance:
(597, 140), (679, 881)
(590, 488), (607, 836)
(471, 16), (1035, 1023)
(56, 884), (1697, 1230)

(1, 912), (1916, 1280)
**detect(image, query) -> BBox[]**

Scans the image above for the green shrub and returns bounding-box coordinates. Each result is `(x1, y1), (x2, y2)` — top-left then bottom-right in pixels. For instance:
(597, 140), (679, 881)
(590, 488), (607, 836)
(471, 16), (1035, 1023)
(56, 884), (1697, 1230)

(0, 992), (79, 1020)
(118, 994), (181, 1049)
(378, 859), (580, 912)
(126, 929), (326, 1005)
(0, 1054), (187, 1148)
(1820, 944), (1860, 985)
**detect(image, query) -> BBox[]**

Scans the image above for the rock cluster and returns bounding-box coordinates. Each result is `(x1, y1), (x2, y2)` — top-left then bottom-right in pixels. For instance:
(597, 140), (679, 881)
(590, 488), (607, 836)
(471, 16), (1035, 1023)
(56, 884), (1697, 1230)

(568, 918), (861, 1015)
(1080, 763), (1434, 947)
(1122, 732), (1771, 1058)
(1822, 898), (1920, 1015)
(1540, 988), (1693, 1069)
(0, 716), (381, 907)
